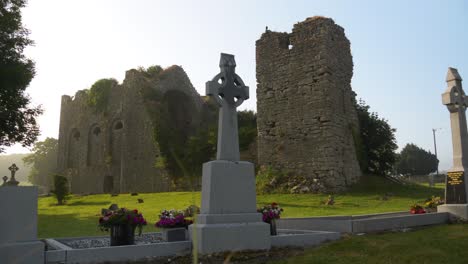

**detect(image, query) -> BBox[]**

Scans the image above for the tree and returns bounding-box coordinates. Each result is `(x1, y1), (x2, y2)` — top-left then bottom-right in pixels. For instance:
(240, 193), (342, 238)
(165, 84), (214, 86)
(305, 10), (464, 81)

(0, 0), (43, 152)
(22, 137), (58, 188)
(396, 143), (438, 175)
(238, 110), (257, 151)
(356, 99), (398, 176)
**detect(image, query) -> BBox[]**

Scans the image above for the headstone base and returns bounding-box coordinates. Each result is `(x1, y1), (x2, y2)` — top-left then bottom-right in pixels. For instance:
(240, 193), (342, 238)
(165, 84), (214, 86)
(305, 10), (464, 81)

(0, 241), (44, 264)
(189, 222), (271, 254)
(437, 204), (468, 220)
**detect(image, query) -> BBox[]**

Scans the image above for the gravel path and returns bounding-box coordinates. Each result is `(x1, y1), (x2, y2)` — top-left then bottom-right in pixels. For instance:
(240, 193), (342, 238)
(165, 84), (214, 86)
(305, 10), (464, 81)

(60, 233), (165, 249)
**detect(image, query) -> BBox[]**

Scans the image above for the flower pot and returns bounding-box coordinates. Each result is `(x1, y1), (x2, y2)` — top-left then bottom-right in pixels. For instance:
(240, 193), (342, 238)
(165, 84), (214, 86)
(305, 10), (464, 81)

(110, 224), (136, 246)
(269, 219), (277, 236)
(161, 227), (187, 242)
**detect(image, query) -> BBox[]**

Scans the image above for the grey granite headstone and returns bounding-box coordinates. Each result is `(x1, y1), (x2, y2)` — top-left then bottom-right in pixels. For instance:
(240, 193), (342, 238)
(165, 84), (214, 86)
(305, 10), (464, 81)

(189, 53), (270, 254)
(439, 67), (468, 219)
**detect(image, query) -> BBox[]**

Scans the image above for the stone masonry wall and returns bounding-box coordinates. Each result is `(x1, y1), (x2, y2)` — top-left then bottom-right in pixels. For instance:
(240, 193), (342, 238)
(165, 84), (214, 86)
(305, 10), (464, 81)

(256, 17), (361, 193)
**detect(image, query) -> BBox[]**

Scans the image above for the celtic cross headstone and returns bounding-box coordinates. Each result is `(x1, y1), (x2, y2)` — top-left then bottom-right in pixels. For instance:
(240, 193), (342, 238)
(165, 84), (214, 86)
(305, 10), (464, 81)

(206, 53), (249, 161)
(7, 163), (19, 186)
(189, 53), (270, 254)
(441, 68), (468, 204)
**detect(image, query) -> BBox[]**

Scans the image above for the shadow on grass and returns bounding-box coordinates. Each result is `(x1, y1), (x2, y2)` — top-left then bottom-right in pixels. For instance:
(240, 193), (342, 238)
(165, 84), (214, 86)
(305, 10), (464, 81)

(38, 213), (103, 238)
(67, 200), (111, 206)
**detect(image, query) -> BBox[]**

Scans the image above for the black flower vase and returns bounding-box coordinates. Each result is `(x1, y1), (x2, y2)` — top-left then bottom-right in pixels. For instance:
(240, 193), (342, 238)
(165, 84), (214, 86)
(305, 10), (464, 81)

(269, 219), (277, 236)
(110, 224), (136, 246)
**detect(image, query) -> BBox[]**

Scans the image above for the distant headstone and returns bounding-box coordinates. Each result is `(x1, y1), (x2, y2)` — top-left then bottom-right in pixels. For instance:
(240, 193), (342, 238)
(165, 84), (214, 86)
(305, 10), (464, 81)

(109, 204), (119, 211)
(2, 176), (7, 186)
(439, 67), (468, 219)
(189, 53), (270, 254)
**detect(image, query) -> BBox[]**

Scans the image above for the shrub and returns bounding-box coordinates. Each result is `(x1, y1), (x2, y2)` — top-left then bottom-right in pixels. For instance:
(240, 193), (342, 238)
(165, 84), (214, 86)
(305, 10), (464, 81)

(256, 165), (288, 194)
(52, 174), (70, 205)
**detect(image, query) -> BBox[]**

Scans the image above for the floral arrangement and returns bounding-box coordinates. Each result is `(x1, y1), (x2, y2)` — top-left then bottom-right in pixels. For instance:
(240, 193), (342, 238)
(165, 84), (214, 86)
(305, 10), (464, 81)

(98, 208), (147, 235)
(257, 202), (284, 223)
(184, 204), (200, 217)
(424, 196), (444, 209)
(155, 209), (193, 228)
(410, 203), (426, 214)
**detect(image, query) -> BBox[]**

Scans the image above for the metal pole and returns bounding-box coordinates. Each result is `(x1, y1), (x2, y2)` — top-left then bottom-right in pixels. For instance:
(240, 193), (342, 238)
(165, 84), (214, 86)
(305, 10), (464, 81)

(432, 129), (439, 175)
(431, 128), (440, 187)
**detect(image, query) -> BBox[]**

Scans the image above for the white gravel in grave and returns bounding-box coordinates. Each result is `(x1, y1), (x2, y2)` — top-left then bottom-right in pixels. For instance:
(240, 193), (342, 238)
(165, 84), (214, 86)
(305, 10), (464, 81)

(60, 233), (165, 249)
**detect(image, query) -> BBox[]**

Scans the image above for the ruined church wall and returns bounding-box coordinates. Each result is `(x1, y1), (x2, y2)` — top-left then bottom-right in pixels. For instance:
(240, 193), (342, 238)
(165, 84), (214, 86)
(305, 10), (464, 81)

(57, 66), (203, 194)
(256, 17), (361, 192)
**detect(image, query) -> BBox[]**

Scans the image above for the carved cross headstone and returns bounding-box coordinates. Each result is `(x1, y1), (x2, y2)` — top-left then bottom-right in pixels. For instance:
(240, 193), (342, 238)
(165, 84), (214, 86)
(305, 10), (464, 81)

(7, 163), (19, 186)
(206, 53), (249, 161)
(2, 176), (8, 186)
(442, 67), (468, 204)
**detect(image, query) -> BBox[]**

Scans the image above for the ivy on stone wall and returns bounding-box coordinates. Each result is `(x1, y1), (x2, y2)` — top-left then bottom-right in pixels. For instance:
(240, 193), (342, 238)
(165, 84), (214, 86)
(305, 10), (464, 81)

(87, 78), (117, 112)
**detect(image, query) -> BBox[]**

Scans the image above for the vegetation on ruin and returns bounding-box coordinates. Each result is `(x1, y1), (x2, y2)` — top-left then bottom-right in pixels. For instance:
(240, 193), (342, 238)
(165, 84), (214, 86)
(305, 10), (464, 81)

(355, 99), (398, 176)
(86, 78), (118, 112)
(0, 0), (43, 152)
(396, 143), (439, 175)
(256, 165), (289, 194)
(37, 176), (443, 238)
(138, 68), (258, 190)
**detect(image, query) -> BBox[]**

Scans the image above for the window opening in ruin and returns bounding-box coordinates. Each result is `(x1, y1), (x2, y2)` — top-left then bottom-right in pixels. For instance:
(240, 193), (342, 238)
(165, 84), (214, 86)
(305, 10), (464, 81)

(93, 127), (101, 136)
(288, 44), (293, 50)
(114, 121), (123, 130)
(103, 175), (113, 193)
(73, 131), (80, 140)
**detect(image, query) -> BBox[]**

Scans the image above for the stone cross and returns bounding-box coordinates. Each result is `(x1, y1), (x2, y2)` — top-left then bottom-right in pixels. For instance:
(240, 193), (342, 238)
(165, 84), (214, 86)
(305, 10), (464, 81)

(7, 163), (19, 186)
(2, 176), (7, 186)
(442, 67), (468, 203)
(206, 53), (249, 161)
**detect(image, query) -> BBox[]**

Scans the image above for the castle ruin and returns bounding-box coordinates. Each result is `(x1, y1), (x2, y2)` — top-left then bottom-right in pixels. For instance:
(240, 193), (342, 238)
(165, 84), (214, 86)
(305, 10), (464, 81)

(57, 66), (206, 194)
(256, 17), (361, 193)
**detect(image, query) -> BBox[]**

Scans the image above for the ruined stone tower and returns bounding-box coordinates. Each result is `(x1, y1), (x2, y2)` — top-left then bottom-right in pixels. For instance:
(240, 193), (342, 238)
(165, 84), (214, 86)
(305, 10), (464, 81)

(57, 66), (205, 194)
(256, 17), (361, 193)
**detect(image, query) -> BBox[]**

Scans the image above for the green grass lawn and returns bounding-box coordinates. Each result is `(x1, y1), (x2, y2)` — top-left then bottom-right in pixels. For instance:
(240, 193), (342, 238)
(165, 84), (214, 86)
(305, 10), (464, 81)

(271, 224), (468, 264)
(38, 176), (444, 238)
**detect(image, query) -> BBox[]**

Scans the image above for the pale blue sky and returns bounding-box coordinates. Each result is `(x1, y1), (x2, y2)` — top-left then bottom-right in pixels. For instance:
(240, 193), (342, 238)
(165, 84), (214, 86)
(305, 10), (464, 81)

(4, 0), (468, 171)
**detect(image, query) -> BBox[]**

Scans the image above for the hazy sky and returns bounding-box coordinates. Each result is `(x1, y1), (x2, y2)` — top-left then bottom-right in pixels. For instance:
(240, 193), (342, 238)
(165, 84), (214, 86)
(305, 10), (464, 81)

(3, 0), (468, 172)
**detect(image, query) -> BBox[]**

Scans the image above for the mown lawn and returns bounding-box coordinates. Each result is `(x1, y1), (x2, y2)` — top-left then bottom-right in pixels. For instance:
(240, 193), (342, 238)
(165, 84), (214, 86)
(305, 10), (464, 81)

(38, 176), (444, 238)
(271, 224), (468, 264)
